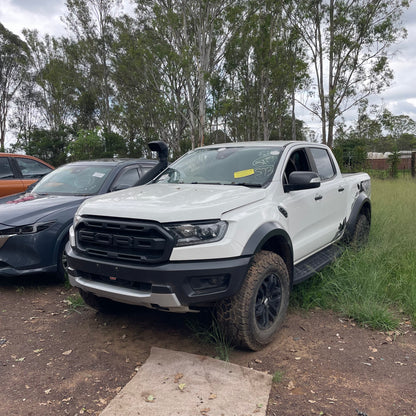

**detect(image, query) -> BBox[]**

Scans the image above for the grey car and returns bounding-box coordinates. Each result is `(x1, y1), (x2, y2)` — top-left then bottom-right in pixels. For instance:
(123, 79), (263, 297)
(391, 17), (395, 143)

(0, 141), (168, 280)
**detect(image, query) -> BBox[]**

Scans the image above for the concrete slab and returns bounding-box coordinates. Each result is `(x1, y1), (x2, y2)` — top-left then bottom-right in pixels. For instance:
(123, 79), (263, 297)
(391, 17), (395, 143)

(100, 347), (272, 416)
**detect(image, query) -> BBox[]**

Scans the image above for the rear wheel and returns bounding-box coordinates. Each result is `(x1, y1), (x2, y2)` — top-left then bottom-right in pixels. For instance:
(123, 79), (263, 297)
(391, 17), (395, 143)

(216, 251), (290, 351)
(350, 213), (370, 248)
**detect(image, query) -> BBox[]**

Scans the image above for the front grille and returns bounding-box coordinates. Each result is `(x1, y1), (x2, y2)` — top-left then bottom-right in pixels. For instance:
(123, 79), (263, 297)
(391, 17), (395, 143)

(76, 216), (175, 264)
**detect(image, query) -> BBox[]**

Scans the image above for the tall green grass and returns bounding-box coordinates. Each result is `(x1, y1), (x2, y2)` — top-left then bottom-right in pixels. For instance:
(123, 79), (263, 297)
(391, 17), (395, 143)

(291, 177), (416, 330)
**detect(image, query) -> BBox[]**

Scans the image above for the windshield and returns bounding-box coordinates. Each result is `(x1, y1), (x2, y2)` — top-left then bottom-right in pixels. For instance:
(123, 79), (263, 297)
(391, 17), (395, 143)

(154, 146), (283, 187)
(32, 164), (114, 195)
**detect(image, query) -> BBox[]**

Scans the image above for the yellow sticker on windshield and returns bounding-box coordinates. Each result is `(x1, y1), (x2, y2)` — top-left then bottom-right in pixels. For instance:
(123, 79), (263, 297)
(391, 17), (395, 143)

(234, 169), (255, 179)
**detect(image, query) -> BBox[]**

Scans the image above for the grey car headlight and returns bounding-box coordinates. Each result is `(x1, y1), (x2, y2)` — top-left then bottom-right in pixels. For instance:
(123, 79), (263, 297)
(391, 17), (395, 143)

(0, 221), (55, 249)
(165, 221), (228, 247)
(0, 221), (55, 236)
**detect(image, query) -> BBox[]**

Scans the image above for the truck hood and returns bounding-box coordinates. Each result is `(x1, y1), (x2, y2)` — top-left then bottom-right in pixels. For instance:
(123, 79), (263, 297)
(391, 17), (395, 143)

(77, 183), (267, 222)
(0, 194), (87, 227)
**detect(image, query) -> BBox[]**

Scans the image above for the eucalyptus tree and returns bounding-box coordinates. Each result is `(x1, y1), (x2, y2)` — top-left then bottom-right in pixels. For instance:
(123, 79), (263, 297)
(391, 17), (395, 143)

(135, 0), (237, 149)
(287, 0), (409, 148)
(22, 30), (78, 131)
(0, 23), (30, 151)
(223, 0), (308, 141)
(110, 15), (184, 156)
(64, 0), (121, 132)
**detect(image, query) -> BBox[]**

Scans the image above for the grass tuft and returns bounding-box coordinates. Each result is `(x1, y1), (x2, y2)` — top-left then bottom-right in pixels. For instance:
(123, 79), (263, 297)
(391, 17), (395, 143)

(272, 370), (284, 384)
(186, 313), (234, 361)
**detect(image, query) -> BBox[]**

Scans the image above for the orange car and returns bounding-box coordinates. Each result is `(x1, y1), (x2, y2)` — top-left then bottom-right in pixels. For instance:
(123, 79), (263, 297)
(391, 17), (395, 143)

(0, 153), (54, 197)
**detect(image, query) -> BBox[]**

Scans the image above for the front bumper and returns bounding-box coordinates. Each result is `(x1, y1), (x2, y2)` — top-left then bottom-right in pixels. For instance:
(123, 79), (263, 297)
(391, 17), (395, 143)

(66, 244), (251, 310)
(0, 233), (57, 277)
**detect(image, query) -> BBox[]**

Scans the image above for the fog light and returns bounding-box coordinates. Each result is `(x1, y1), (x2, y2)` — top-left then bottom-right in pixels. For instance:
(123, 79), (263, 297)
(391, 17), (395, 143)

(190, 275), (229, 294)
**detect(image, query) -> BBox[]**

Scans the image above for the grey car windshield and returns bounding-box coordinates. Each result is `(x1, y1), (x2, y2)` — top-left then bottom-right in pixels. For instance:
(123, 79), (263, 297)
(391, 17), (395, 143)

(32, 164), (114, 195)
(155, 146), (283, 187)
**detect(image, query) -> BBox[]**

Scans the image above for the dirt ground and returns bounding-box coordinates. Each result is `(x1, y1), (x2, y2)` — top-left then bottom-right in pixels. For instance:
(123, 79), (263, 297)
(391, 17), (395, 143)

(1, 274), (415, 416)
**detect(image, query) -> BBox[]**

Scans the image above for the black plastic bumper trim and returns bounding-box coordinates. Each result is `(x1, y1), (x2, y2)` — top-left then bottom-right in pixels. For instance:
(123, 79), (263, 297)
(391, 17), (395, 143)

(66, 244), (251, 306)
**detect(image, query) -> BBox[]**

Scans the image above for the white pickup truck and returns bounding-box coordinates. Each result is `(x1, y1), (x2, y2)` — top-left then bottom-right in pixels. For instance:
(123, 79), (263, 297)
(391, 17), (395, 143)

(66, 141), (371, 350)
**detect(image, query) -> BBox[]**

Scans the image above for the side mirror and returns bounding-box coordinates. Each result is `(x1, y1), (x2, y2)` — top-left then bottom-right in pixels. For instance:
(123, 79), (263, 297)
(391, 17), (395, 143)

(110, 183), (130, 192)
(284, 171), (321, 193)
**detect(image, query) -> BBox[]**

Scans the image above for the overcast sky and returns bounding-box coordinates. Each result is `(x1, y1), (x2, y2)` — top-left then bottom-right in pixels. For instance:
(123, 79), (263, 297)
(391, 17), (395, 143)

(1, 0), (416, 137)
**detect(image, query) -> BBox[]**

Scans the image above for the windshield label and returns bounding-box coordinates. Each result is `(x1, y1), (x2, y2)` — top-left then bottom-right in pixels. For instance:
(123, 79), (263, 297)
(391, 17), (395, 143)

(234, 169), (255, 179)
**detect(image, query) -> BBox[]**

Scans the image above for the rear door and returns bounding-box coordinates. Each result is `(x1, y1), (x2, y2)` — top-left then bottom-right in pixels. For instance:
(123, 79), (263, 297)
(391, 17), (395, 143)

(0, 157), (25, 197)
(307, 147), (348, 243)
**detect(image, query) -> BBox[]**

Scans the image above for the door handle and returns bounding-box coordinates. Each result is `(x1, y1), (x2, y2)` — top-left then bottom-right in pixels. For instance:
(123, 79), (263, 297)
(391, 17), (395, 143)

(314, 194), (323, 201)
(338, 186), (345, 192)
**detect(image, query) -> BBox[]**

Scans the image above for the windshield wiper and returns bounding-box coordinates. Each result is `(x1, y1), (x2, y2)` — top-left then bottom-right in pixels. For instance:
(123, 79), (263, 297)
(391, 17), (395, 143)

(191, 182), (223, 185)
(229, 182), (263, 188)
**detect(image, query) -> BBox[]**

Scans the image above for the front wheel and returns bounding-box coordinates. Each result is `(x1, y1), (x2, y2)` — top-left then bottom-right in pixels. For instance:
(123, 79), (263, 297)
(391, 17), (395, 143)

(216, 251), (290, 351)
(56, 237), (69, 282)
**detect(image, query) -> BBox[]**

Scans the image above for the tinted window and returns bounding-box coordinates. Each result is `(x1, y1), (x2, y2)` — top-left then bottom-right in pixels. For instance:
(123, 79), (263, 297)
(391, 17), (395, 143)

(283, 149), (311, 184)
(112, 167), (141, 190)
(310, 148), (336, 180)
(0, 158), (14, 179)
(16, 157), (52, 179)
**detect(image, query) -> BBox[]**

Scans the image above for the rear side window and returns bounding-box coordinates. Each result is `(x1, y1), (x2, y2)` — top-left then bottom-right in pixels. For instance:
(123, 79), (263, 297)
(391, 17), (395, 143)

(0, 158), (14, 179)
(15, 157), (52, 179)
(310, 148), (336, 180)
(113, 167), (141, 189)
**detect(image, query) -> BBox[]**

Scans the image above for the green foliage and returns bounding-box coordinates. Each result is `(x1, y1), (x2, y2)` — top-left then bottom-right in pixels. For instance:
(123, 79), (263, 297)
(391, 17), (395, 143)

(67, 128), (105, 161)
(333, 136), (367, 171)
(291, 178), (416, 328)
(388, 148), (400, 178)
(12, 128), (71, 166)
(1, 0), (412, 161)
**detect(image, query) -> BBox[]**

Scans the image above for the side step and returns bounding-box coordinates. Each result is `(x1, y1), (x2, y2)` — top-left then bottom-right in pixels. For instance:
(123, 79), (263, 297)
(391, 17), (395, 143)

(293, 244), (344, 285)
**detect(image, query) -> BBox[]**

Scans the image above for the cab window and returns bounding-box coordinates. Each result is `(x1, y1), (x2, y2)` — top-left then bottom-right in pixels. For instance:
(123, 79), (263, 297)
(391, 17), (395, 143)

(283, 149), (311, 184)
(309, 148), (336, 180)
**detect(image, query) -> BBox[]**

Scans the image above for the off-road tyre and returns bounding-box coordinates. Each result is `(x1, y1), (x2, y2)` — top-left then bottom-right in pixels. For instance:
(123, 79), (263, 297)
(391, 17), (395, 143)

(350, 213), (370, 248)
(216, 250), (290, 351)
(78, 289), (117, 313)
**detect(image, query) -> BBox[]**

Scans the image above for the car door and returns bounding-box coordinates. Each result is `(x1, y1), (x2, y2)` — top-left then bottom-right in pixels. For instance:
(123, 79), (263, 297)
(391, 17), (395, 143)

(0, 157), (25, 197)
(307, 146), (348, 244)
(279, 147), (326, 262)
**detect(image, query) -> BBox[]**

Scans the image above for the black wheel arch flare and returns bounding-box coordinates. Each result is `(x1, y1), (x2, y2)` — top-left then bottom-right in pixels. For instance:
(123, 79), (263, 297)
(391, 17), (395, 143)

(344, 193), (371, 242)
(241, 223), (294, 285)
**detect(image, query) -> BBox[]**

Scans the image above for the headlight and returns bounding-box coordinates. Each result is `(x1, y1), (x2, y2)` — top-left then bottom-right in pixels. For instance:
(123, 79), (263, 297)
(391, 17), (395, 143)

(165, 221), (228, 247)
(0, 221), (55, 236)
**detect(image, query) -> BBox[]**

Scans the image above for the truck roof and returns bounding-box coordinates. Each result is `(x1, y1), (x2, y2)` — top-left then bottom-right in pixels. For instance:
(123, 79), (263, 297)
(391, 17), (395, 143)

(201, 141), (312, 149)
